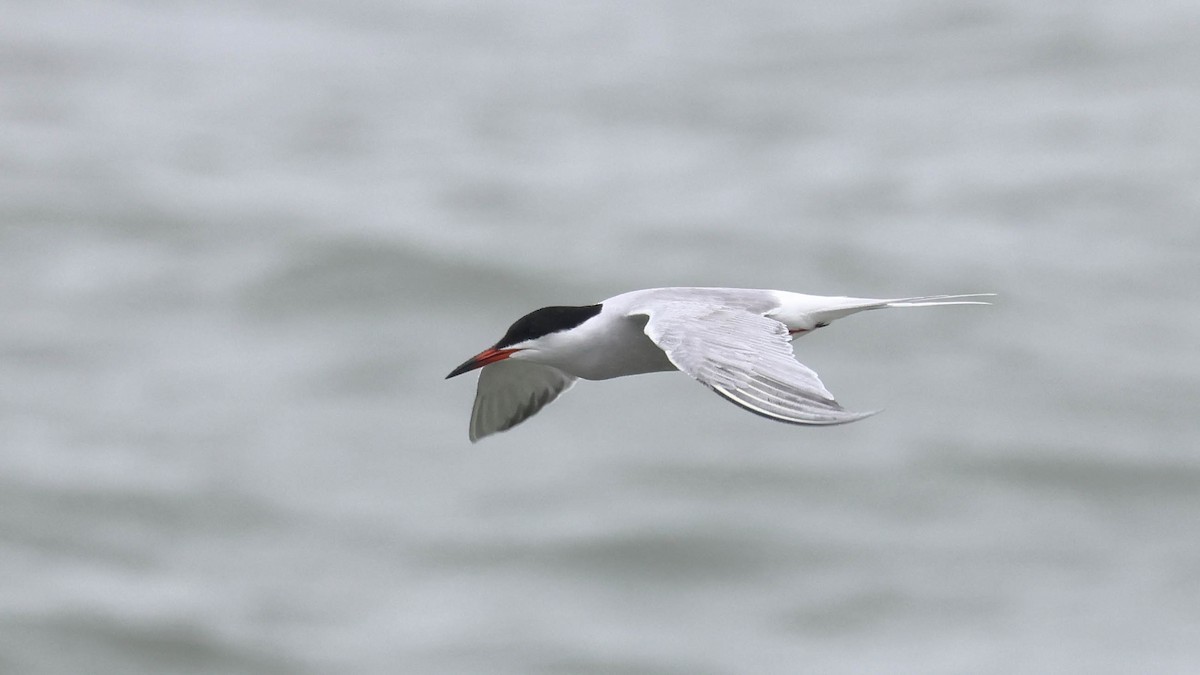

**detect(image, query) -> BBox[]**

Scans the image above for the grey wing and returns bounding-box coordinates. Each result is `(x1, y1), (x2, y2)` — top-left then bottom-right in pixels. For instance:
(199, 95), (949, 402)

(469, 360), (577, 442)
(638, 305), (875, 425)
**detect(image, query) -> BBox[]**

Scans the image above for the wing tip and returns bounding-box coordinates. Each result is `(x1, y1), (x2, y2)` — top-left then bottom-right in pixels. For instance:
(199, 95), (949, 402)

(801, 407), (881, 426)
(711, 384), (881, 426)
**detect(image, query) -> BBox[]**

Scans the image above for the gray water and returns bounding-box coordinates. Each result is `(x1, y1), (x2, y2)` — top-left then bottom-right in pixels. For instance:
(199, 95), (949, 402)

(3, 1), (1199, 673)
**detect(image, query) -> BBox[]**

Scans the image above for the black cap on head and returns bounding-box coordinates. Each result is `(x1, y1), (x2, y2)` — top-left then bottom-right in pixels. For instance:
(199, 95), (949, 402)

(493, 304), (603, 349)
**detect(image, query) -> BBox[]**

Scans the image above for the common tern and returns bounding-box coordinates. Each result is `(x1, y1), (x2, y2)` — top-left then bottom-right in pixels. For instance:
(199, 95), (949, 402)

(447, 287), (991, 442)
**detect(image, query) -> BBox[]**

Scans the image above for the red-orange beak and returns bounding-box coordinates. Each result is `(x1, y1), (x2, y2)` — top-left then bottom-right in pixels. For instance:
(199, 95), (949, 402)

(445, 347), (519, 379)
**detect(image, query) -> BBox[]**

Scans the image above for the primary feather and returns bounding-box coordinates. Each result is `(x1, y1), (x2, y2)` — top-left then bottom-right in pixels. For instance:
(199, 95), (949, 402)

(635, 304), (875, 425)
(469, 360), (576, 442)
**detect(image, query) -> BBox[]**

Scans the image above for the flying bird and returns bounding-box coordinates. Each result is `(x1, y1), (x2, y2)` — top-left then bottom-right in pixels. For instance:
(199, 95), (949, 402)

(446, 287), (991, 442)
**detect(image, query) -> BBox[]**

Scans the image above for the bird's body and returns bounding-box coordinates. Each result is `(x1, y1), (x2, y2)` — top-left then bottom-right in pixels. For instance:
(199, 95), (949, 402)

(447, 287), (991, 442)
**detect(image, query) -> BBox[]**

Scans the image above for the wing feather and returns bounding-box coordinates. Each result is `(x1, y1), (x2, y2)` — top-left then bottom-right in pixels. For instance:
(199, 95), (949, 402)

(637, 304), (875, 426)
(468, 360), (576, 442)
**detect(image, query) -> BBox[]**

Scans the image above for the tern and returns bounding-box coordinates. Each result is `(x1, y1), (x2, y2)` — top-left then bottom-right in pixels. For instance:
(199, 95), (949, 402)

(447, 287), (992, 442)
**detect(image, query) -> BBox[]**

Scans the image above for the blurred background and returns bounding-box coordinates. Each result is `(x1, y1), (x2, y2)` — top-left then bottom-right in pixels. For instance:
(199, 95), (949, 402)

(2, 0), (1198, 673)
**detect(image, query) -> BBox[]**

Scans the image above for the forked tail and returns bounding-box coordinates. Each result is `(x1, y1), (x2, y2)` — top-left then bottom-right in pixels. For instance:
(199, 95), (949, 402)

(882, 293), (996, 308)
(773, 292), (994, 332)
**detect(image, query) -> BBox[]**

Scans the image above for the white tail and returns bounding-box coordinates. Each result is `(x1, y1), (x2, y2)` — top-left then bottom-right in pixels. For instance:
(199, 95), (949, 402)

(771, 292), (994, 331)
(881, 293), (996, 308)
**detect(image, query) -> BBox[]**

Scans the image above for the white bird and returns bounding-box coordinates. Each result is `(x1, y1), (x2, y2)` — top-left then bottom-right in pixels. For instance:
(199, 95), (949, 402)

(447, 287), (992, 442)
